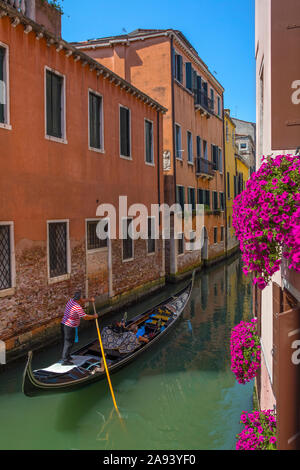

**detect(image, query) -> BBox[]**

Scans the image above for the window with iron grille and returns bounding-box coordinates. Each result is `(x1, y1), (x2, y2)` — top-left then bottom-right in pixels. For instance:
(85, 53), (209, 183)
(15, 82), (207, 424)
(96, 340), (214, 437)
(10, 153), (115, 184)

(122, 218), (133, 261)
(147, 217), (156, 254)
(87, 220), (108, 251)
(145, 119), (154, 164)
(120, 106), (131, 157)
(0, 46), (7, 124)
(178, 233), (184, 255)
(48, 222), (68, 278)
(89, 91), (103, 150)
(46, 70), (64, 139)
(0, 225), (11, 290)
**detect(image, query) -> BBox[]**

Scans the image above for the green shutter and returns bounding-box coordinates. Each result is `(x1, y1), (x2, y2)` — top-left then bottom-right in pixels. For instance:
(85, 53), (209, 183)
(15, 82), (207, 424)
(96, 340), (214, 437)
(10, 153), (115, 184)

(185, 62), (192, 90)
(145, 120), (153, 163)
(90, 93), (101, 149)
(46, 71), (63, 138)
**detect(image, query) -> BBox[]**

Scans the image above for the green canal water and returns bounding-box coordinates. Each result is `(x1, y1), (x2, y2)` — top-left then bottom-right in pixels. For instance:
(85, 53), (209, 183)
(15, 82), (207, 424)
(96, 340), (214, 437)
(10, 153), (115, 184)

(0, 254), (253, 450)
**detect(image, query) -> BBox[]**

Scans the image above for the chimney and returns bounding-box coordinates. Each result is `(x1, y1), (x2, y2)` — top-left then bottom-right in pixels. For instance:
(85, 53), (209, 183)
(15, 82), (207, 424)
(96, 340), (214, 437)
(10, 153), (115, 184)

(25, 0), (62, 38)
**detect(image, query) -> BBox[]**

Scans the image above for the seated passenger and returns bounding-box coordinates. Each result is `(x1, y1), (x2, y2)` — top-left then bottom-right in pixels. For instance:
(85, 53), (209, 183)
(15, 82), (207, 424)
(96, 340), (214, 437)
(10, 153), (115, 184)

(130, 324), (149, 344)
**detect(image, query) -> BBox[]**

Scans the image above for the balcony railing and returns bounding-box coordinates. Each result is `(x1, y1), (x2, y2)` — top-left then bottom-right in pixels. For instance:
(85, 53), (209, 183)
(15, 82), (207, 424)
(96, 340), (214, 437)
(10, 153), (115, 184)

(2, 0), (26, 15)
(194, 90), (214, 114)
(196, 157), (215, 177)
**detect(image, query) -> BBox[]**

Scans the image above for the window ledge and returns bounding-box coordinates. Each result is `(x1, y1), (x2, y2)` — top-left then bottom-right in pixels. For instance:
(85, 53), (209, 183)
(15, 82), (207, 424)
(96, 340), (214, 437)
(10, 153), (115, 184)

(122, 257), (134, 263)
(0, 123), (12, 131)
(48, 273), (71, 285)
(145, 161), (155, 167)
(120, 154), (132, 161)
(187, 161), (194, 166)
(0, 287), (15, 298)
(45, 135), (68, 145)
(147, 251), (156, 257)
(87, 247), (108, 254)
(89, 146), (105, 155)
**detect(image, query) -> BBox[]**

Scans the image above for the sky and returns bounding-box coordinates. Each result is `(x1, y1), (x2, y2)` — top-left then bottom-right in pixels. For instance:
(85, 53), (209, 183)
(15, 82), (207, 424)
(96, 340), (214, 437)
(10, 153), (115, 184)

(61, 0), (256, 123)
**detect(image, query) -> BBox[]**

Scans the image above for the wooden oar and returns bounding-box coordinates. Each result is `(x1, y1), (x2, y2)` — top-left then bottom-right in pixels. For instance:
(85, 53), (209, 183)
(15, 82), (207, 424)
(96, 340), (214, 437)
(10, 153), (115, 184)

(92, 302), (122, 420)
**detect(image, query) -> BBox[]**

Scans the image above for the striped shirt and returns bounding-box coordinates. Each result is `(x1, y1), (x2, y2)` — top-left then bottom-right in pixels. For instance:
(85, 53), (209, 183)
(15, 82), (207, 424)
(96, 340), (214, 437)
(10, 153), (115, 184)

(61, 299), (87, 328)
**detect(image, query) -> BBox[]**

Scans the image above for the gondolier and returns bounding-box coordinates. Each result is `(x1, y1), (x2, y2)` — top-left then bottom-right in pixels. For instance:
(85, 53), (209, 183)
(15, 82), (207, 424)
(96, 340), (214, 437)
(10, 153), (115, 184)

(61, 291), (97, 365)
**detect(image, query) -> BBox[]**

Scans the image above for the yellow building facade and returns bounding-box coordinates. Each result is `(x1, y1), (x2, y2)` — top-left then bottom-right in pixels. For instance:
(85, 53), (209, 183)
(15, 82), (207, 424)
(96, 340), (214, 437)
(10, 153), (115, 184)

(224, 110), (238, 252)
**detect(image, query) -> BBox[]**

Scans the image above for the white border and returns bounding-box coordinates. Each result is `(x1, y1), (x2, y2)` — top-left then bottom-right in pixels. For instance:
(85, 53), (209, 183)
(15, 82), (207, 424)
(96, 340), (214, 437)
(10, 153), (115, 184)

(44, 66), (67, 145)
(0, 41), (11, 131)
(0, 221), (16, 297)
(119, 104), (132, 160)
(121, 216), (134, 262)
(88, 89), (105, 154)
(175, 123), (183, 160)
(85, 218), (108, 253)
(47, 220), (71, 284)
(144, 118), (154, 166)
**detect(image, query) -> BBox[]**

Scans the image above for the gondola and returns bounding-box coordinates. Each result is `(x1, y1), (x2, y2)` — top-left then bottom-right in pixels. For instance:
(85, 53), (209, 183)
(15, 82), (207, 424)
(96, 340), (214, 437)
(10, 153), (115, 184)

(22, 272), (195, 397)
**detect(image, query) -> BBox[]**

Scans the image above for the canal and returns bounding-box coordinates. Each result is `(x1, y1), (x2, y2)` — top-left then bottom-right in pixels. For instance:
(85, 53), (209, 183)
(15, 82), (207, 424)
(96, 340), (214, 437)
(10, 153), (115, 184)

(0, 254), (253, 450)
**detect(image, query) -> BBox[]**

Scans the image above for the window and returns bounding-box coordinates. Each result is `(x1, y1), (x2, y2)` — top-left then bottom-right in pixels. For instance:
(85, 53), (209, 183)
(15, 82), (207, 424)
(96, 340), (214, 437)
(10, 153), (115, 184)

(174, 53), (183, 83)
(212, 145), (219, 170)
(205, 190), (210, 208)
(145, 119), (154, 164)
(178, 233), (184, 255)
(234, 175), (237, 198)
(232, 129), (235, 147)
(0, 223), (14, 291)
(188, 187), (196, 211)
(185, 62), (192, 91)
(196, 136), (201, 158)
(120, 106), (131, 158)
(203, 140), (208, 159)
(198, 189), (204, 204)
(46, 69), (65, 140)
(0, 45), (9, 127)
(175, 124), (182, 159)
(217, 96), (221, 117)
(213, 191), (218, 210)
(122, 218), (133, 261)
(226, 121), (229, 142)
(221, 226), (224, 242)
(48, 222), (69, 279)
(240, 142), (248, 150)
(228, 216), (231, 228)
(176, 185), (185, 212)
(147, 217), (156, 254)
(227, 172), (230, 198)
(214, 227), (218, 244)
(87, 220), (108, 251)
(220, 192), (225, 211)
(89, 91), (103, 151)
(187, 131), (193, 163)
(210, 89), (214, 112)
(219, 148), (223, 173)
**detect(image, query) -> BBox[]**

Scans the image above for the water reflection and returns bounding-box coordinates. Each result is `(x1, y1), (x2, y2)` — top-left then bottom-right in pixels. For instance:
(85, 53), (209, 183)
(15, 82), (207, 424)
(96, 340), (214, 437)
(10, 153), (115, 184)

(0, 253), (253, 450)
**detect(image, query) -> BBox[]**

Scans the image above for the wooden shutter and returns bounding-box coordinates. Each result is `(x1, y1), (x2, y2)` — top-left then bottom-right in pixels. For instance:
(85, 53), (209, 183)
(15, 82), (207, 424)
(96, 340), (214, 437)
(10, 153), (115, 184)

(185, 62), (192, 90)
(0, 47), (4, 123)
(145, 120), (153, 163)
(197, 136), (201, 157)
(205, 190), (210, 208)
(89, 93), (101, 149)
(198, 189), (204, 204)
(172, 46), (176, 78)
(196, 76), (202, 105)
(52, 73), (62, 138)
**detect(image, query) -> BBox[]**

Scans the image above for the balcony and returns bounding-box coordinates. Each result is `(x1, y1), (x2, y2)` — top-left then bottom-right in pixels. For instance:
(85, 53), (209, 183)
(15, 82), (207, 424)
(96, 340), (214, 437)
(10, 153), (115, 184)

(194, 90), (214, 117)
(196, 157), (215, 179)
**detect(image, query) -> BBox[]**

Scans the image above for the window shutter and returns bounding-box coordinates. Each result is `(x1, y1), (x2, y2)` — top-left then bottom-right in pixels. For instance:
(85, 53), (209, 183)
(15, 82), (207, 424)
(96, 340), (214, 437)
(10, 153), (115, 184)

(192, 70), (197, 96)
(0, 48), (5, 123)
(172, 47), (176, 78)
(145, 120), (153, 163)
(197, 136), (201, 158)
(53, 74), (62, 138)
(46, 71), (52, 136)
(178, 55), (183, 83)
(205, 190), (210, 208)
(219, 148), (223, 173)
(185, 62), (192, 91)
(198, 189), (204, 204)
(196, 76), (202, 105)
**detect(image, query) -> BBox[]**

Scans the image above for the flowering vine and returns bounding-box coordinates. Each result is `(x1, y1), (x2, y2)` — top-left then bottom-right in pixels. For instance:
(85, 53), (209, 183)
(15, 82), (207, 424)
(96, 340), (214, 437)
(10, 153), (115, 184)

(233, 154), (300, 289)
(236, 410), (277, 450)
(230, 319), (261, 384)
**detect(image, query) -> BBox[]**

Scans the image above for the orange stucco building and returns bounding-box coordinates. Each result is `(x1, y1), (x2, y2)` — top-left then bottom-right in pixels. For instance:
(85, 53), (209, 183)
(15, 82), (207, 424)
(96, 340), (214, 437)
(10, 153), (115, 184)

(0, 1), (166, 359)
(73, 29), (226, 279)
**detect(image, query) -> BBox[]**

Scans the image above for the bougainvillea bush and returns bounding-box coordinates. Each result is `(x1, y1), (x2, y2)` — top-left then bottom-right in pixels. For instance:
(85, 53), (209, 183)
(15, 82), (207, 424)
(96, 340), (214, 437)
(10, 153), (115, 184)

(230, 319), (261, 384)
(233, 154), (300, 290)
(236, 410), (277, 450)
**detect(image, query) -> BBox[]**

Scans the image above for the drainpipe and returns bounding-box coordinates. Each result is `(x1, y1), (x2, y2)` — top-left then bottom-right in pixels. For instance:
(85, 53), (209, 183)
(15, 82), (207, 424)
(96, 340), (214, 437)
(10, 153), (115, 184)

(170, 35), (177, 203)
(223, 98), (228, 256)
